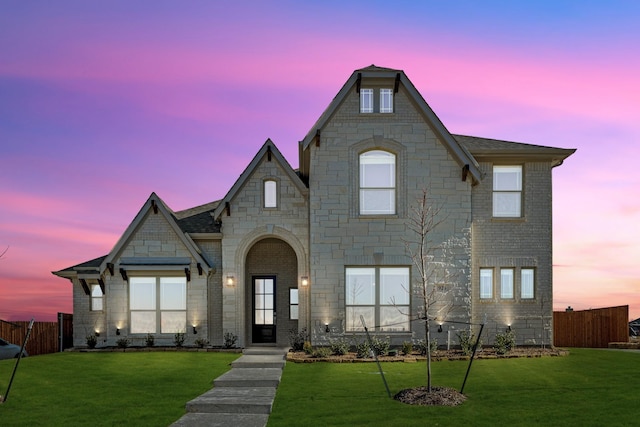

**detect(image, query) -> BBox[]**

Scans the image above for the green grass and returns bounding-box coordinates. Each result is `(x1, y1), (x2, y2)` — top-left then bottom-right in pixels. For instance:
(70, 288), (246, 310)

(269, 349), (640, 427)
(0, 351), (239, 426)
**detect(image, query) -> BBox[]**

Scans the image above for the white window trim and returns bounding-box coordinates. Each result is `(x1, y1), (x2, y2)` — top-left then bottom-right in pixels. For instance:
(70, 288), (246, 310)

(500, 268), (514, 299)
(360, 88), (373, 113)
(345, 266), (410, 332)
(90, 284), (103, 311)
(359, 150), (396, 215)
(493, 165), (523, 218)
(521, 268), (535, 299)
(480, 268), (493, 299)
(129, 276), (187, 334)
(264, 179), (277, 208)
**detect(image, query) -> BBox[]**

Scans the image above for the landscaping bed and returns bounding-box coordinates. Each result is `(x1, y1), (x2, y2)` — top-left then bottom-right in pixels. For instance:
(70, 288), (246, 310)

(287, 346), (568, 363)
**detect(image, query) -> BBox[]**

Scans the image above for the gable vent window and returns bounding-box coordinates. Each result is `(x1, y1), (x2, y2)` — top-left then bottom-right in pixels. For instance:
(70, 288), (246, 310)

(264, 180), (277, 208)
(360, 88), (393, 113)
(360, 89), (374, 113)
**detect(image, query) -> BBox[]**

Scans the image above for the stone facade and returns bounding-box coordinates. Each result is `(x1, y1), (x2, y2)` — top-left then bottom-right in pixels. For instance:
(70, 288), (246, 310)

(54, 66), (574, 349)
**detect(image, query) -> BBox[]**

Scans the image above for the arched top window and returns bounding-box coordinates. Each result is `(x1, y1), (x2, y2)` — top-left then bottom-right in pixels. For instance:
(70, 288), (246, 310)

(264, 180), (277, 208)
(359, 150), (396, 215)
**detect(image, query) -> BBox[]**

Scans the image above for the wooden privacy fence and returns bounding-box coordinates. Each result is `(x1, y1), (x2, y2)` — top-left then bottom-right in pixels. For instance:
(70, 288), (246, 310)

(553, 305), (628, 348)
(0, 313), (73, 356)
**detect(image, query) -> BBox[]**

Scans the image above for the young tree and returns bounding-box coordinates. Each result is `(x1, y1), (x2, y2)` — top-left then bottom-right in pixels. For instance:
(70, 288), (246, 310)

(404, 190), (467, 392)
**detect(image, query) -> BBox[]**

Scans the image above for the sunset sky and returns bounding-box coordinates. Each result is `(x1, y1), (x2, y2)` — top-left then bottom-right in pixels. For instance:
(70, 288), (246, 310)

(1, 1), (639, 322)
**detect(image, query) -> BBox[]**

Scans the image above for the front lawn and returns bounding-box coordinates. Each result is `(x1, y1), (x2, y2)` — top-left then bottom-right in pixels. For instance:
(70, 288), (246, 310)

(0, 351), (239, 426)
(269, 348), (640, 426)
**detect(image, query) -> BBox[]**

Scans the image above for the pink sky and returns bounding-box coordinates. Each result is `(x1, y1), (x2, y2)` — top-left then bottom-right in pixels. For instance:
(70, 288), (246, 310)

(1, 1), (639, 322)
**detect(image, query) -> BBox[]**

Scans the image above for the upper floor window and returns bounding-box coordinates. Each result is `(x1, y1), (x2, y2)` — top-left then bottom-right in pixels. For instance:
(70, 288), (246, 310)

(521, 268), (535, 299)
(91, 284), (103, 311)
(493, 165), (522, 217)
(380, 89), (394, 113)
(359, 150), (396, 215)
(129, 276), (186, 334)
(480, 268), (493, 299)
(360, 89), (374, 113)
(264, 180), (277, 208)
(345, 267), (410, 332)
(360, 88), (393, 113)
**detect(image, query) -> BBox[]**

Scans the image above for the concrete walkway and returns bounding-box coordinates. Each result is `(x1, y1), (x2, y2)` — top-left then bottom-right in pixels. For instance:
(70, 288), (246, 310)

(170, 347), (288, 427)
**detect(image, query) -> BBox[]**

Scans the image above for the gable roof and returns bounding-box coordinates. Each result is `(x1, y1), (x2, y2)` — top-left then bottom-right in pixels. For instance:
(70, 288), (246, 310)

(99, 192), (213, 274)
(53, 193), (216, 279)
(213, 139), (308, 219)
(299, 65), (483, 183)
(454, 134), (576, 167)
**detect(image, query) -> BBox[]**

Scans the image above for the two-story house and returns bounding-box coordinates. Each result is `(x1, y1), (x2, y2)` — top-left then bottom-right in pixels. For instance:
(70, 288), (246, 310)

(54, 65), (575, 349)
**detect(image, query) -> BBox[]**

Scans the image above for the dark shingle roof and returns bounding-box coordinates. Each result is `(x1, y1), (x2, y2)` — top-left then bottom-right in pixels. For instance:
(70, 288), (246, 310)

(453, 134), (576, 167)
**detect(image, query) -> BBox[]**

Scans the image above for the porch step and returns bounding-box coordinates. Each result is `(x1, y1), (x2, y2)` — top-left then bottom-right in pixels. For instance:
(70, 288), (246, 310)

(213, 367), (282, 388)
(185, 387), (277, 414)
(242, 347), (289, 356)
(231, 354), (286, 369)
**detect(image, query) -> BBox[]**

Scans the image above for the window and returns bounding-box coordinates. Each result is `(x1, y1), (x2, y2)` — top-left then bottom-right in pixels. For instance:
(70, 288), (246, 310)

(359, 150), (396, 214)
(493, 166), (522, 217)
(480, 268), (493, 299)
(380, 88), (393, 113)
(521, 269), (535, 299)
(90, 284), (103, 311)
(345, 267), (410, 332)
(500, 268), (514, 299)
(360, 88), (393, 113)
(289, 288), (299, 320)
(264, 180), (277, 208)
(360, 88), (373, 113)
(130, 277), (186, 334)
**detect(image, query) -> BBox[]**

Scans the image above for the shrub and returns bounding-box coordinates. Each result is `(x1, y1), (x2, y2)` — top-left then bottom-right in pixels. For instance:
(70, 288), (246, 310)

(370, 336), (390, 356)
(145, 334), (155, 347)
(289, 328), (308, 352)
(413, 338), (438, 355)
(85, 334), (97, 349)
(329, 337), (350, 356)
(354, 339), (371, 358)
(494, 330), (516, 355)
(174, 332), (185, 347)
(194, 338), (209, 348)
(311, 347), (332, 358)
(223, 332), (237, 349)
(116, 338), (130, 349)
(458, 330), (482, 356)
(303, 341), (313, 355)
(401, 341), (413, 356)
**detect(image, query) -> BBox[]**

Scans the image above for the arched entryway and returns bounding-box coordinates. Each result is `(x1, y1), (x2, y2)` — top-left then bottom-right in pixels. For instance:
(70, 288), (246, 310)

(245, 237), (298, 346)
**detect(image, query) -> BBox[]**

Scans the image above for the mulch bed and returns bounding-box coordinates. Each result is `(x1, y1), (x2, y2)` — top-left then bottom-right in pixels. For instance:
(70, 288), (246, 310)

(394, 386), (467, 406)
(286, 347), (568, 363)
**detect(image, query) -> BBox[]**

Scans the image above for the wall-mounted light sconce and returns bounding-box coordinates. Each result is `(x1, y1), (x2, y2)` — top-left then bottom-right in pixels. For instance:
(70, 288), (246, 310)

(116, 327), (121, 336)
(437, 324), (443, 333)
(95, 330), (100, 337)
(301, 276), (309, 287)
(325, 323), (330, 333)
(226, 275), (235, 287)
(506, 325), (511, 332)
(192, 326), (197, 334)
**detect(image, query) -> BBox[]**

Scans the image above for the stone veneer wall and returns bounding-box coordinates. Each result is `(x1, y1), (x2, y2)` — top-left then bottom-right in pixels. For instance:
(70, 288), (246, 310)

(219, 151), (309, 347)
(307, 83), (473, 346)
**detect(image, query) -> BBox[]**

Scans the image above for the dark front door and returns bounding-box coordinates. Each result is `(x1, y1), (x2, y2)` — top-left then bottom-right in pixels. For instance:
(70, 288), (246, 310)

(252, 276), (276, 343)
